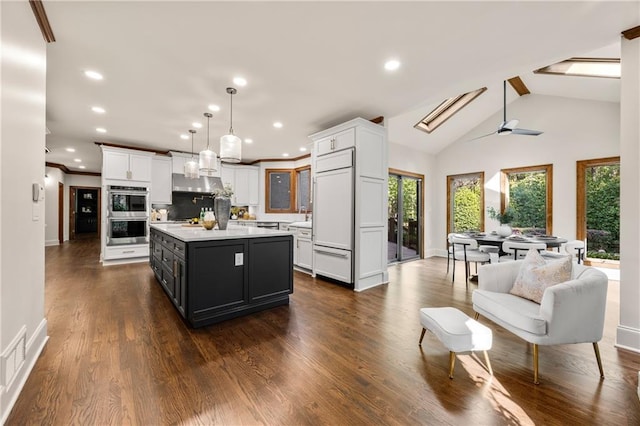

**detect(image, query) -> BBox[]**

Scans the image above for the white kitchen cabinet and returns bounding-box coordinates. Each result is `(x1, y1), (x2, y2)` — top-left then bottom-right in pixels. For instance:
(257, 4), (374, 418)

(295, 227), (313, 270)
(310, 118), (387, 291)
(151, 156), (172, 204)
(220, 164), (259, 206)
(102, 147), (153, 182)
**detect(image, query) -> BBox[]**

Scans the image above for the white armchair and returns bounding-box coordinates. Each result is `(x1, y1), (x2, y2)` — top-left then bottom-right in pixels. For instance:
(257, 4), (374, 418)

(472, 260), (608, 384)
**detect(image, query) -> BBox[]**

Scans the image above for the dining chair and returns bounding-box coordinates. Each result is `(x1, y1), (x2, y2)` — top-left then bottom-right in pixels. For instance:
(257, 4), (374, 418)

(500, 241), (547, 262)
(564, 240), (586, 264)
(451, 236), (490, 287)
(446, 233), (455, 273)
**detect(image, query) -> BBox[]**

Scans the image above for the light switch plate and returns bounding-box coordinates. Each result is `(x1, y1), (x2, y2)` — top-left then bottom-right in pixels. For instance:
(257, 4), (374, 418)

(235, 252), (243, 266)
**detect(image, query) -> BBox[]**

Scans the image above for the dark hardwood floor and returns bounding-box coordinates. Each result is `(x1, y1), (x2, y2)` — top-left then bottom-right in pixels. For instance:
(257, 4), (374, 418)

(6, 238), (640, 425)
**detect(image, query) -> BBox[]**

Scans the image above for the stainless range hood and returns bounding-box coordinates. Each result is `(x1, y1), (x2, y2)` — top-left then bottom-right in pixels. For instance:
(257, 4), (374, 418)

(172, 173), (224, 194)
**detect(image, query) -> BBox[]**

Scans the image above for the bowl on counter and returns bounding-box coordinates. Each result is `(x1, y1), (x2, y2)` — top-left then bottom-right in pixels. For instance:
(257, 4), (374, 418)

(202, 220), (216, 230)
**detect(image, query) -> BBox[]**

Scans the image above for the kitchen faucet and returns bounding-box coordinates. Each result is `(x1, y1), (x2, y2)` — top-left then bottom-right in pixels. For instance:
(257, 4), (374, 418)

(299, 206), (310, 221)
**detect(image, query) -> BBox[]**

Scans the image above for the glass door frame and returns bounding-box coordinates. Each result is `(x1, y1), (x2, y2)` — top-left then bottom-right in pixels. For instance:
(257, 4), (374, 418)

(388, 168), (424, 263)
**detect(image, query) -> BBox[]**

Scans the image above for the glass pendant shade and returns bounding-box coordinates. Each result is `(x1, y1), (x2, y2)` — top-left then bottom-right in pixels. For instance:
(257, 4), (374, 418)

(199, 112), (218, 175)
(184, 129), (200, 179)
(184, 159), (199, 179)
(199, 149), (218, 176)
(220, 133), (241, 163)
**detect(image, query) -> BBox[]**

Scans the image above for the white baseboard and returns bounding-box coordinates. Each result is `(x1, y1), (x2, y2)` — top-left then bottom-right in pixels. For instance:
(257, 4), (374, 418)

(615, 325), (640, 354)
(0, 319), (48, 424)
(426, 248), (446, 258)
(45, 239), (59, 247)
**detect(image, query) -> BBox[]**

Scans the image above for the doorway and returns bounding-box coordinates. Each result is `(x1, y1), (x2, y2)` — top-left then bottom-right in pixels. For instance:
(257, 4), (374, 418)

(69, 186), (101, 240)
(388, 169), (423, 263)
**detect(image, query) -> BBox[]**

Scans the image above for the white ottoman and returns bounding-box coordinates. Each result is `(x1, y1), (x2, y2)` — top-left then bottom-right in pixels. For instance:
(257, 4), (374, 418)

(419, 307), (493, 379)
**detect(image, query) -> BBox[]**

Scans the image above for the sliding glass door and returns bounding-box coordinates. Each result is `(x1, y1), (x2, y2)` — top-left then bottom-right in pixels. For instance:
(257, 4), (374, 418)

(388, 172), (422, 262)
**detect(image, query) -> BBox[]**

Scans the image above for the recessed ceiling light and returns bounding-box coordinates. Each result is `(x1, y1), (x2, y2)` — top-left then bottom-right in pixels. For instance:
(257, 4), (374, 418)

(299, 147), (307, 152)
(282, 153), (289, 157)
(74, 158), (82, 163)
(208, 104), (220, 112)
(192, 122), (202, 129)
(180, 134), (189, 140)
(273, 122), (283, 129)
(91, 106), (105, 114)
(244, 138), (253, 144)
(233, 77), (247, 87)
(78, 165), (86, 169)
(96, 127), (107, 133)
(384, 59), (401, 71)
(84, 70), (103, 80)
(65, 147), (76, 152)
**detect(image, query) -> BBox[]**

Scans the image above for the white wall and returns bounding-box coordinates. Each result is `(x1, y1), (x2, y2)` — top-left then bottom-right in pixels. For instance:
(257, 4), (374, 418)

(62, 174), (101, 241)
(431, 94), (620, 255)
(44, 167), (65, 246)
(0, 2), (48, 421)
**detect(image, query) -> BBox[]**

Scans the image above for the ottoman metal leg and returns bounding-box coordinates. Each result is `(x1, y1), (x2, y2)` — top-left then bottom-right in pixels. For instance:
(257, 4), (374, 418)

(474, 312), (479, 320)
(419, 328), (426, 345)
(449, 351), (456, 379)
(483, 350), (493, 376)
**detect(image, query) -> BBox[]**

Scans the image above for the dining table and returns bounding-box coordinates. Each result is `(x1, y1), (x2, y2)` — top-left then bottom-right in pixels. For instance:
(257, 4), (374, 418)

(463, 232), (568, 252)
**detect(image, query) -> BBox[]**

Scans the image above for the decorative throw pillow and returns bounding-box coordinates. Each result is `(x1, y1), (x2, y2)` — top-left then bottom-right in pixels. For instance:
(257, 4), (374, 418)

(510, 248), (572, 304)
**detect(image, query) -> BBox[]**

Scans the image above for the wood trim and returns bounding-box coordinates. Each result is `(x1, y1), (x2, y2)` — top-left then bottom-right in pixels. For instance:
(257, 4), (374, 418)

(446, 172), (485, 242)
(507, 76), (530, 96)
(369, 116), (384, 124)
(265, 169), (296, 213)
(95, 141), (168, 155)
(576, 157), (620, 242)
(500, 164), (553, 234)
(46, 162), (101, 177)
(622, 26), (640, 40)
(58, 182), (64, 244)
(390, 169), (426, 258)
(29, 0), (55, 43)
(246, 153), (311, 164)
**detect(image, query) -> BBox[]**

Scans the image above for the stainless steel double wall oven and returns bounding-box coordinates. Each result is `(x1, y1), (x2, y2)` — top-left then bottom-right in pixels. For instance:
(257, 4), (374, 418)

(106, 185), (149, 246)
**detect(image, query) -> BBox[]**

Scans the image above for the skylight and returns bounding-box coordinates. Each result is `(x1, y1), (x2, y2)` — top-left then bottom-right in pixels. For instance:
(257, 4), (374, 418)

(534, 57), (620, 79)
(414, 87), (487, 134)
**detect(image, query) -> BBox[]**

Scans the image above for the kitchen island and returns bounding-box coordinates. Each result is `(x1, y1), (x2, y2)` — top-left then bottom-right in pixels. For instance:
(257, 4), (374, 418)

(150, 224), (293, 328)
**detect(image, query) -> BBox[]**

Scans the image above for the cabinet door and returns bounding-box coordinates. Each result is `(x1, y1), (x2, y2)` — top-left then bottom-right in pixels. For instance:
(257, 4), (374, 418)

(297, 238), (312, 270)
(129, 154), (152, 182)
(220, 165), (236, 203)
(315, 128), (355, 156)
(174, 257), (186, 316)
(103, 151), (130, 180)
(313, 167), (353, 250)
(234, 167), (259, 206)
(151, 157), (172, 204)
(249, 237), (293, 302)
(248, 168), (259, 205)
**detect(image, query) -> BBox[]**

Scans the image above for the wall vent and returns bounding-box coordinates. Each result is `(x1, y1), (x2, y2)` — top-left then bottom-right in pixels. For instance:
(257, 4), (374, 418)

(1, 326), (27, 388)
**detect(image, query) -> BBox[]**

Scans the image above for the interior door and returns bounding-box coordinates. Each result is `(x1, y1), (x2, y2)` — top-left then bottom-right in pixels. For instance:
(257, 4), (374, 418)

(388, 172), (422, 262)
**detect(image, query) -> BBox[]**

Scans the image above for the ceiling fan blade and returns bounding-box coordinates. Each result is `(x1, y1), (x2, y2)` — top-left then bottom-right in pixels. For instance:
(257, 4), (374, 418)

(503, 119), (519, 130)
(511, 128), (543, 136)
(468, 130), (498, 142)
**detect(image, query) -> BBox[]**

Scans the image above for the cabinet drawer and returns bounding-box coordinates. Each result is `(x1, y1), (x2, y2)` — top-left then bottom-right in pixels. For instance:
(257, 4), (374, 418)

(316, 128), (355, 155)
(152, 242), (162, 259)
(315, 148), (353, 173)
(161, 234), (174, 246)
(173, 240), (186, 258)
(297, 228), (312, 239)
(103, 245), (149, 260)
(313, 245), (352, 283)
(161, 246), (174, 270)
(160, 264), (175, 296)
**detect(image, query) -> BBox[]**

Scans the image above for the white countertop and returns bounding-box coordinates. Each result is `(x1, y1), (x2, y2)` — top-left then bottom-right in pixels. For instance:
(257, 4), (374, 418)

(288, 221), (312, 228)
(151, 223), (293, 242)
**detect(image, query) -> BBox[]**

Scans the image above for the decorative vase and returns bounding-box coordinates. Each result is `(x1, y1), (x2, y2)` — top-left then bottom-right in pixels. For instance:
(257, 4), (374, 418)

(214, 195), (231, 230)
(497, 224), (512, 237)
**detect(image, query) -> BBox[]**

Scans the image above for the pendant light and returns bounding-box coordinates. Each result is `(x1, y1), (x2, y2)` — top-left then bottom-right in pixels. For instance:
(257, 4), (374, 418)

(184, 129), (199, 179)
(220, 87), (241, 163)
(199, 112), (218, 176)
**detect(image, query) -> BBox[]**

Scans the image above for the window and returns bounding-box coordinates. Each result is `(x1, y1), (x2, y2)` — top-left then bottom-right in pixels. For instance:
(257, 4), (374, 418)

(577, 157), (620, 262)
(446, 172), (485, 235)
(534, 57), (620, 79)
(500, 164), (552, 234)
(414, 87), (487, 134)
(265, 166), (311, 214)
(389, 170), (423, 262)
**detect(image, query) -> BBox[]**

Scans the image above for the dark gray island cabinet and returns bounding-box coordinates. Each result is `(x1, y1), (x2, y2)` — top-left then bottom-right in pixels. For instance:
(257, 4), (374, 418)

(150, 224), (293, 328)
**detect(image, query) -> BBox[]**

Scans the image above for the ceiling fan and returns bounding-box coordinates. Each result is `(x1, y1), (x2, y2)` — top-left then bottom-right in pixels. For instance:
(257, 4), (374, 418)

(470, 80), (543, 141)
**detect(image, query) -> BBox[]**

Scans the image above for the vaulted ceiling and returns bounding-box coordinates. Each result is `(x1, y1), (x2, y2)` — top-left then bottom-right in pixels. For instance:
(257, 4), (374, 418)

(42, 1), (639, 173)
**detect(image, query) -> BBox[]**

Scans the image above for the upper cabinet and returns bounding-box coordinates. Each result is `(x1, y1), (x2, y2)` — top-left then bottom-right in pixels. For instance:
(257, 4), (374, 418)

(151, 156), (172, 204)
(102, 146), (153, 183)
(220, 164), (259, 206)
